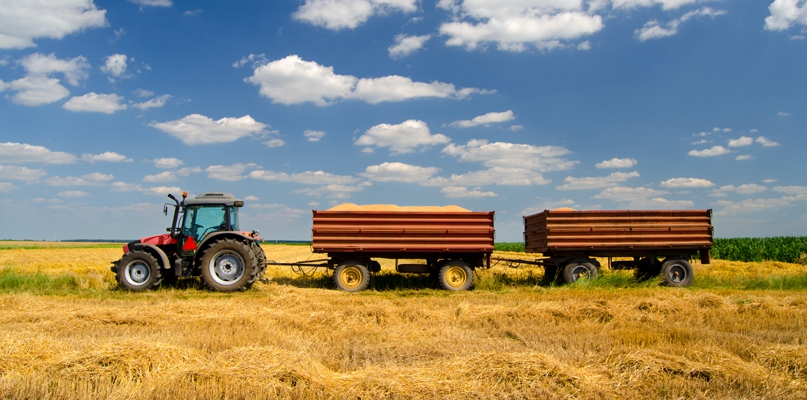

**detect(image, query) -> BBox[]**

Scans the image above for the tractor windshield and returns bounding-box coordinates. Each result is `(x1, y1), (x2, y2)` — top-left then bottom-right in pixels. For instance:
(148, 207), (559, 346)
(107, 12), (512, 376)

(229, 206), (240, 231)
(182, 205), (227, 242)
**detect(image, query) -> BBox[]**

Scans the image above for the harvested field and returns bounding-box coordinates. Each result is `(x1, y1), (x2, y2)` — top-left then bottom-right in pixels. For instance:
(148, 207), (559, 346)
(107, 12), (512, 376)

(0, 243), (806, 399)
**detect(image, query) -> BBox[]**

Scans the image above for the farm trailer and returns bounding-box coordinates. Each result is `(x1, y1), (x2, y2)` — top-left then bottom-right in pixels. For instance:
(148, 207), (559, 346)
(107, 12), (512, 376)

(503, 209), (714, 287)
(271, 209), (496, 292)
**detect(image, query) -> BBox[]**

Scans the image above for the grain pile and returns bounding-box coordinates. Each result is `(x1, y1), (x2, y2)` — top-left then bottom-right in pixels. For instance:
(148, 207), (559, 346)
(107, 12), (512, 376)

(328, 203), (470, 212)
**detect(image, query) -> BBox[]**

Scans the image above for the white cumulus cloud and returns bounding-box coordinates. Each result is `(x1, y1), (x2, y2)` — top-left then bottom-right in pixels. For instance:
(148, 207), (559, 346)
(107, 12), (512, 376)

(441, 186), (497, 198)
(100, 54), (127, 77)
(0, 142), (77, 164)
(728, 136), (754, 147)
(635, 7), (726, 42)
(150, 114), (268, 145)
(245, 55), (490, 106)
(0, 1), (107, 49)
(0, 165), (47, 181)
(389, 34), (431, 58)
(449, 110), (515, 128)
(81, 152), (132, 163)
(556, 171), (640, 190)
(63, 92), (127, 113)
(360, 162), (441, 183)
(688, 145), (731, 157)
(442, 139), (576, 172)
(293, 0), (417, 30)
(595, 157), (637, 169)
(355, 120), (450, 155)
(249, 170), (358, 185)
(765, 0), (807, 31)
(660, 177), (715, 188)
(304, 130), (326, 142)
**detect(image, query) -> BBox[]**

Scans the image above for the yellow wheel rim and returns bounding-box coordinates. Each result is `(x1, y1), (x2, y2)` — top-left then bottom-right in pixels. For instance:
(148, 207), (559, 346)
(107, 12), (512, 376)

(339, 266), (363, 290)
(445, 266), (469, 289)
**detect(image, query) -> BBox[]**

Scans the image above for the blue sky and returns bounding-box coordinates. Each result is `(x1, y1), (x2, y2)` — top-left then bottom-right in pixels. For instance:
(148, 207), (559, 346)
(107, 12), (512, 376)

(0, 0), (805, 241)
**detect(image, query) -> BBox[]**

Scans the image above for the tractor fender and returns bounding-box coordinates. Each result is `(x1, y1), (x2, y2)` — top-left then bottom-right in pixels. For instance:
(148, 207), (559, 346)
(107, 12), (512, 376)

(195, 231), (255, 257)
(129, 243), (172, 270)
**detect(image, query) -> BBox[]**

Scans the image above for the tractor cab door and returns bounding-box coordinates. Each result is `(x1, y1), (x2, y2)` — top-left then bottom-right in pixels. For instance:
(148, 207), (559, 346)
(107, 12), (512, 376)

(178, 205), (228, 256)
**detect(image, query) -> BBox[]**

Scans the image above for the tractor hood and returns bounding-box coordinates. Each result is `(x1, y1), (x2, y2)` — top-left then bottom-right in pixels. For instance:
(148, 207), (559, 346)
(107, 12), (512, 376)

(122, 233), (177, 253)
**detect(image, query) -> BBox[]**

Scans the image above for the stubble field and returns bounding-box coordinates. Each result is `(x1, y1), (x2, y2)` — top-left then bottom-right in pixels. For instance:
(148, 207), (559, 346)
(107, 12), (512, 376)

(0, 242), (806, 399)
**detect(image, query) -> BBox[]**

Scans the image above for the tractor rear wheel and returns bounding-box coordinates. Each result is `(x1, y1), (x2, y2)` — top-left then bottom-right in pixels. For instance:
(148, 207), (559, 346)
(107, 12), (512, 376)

(200, 239), (259, 292)
(116, 250), (162, 291)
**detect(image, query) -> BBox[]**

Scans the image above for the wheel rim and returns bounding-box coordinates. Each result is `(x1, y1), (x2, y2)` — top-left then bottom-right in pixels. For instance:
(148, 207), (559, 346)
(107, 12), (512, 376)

(445, 265), (469, 289)
(569, 265), (592, 282)
(339, 265), (364, 290)
(124, 260), (150, 286)
(666, 263), (687, 283)
(208, 250), (245, 285)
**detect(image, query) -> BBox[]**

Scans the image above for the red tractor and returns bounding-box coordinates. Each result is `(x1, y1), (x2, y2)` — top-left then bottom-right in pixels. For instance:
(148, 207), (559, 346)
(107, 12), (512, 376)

(111, 192), (266, 291)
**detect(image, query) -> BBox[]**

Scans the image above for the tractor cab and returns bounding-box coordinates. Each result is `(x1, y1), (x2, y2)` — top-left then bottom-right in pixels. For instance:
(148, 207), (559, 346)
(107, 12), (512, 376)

(170, 192), (244, 255)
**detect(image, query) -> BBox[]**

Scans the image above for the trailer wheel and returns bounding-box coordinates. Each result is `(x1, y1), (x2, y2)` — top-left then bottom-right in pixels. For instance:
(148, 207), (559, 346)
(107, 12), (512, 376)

(116, 250), (162, 291)
(439, 260), (474, 291)
(562, 260), (598, 284)
(334, 260), (371, 292)
(661, 258), (693, 287)
(200, 239), (258, 292)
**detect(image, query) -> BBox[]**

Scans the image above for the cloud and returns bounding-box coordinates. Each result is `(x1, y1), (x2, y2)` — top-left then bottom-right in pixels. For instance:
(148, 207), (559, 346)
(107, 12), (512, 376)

(100, 54), (128, 78)
(613, 0), (700, 10)
(441, 186), (497, 198)
(250, 169), (358, 185)
(81, 152), (132, 163)
(294, 184), (367, 199)
(773, 185), (807, 195)
(728, 136), (754, 147)
(0, 142), (77, 164)
(442, 139), (576, 172)
(635, 7), (726, 41)
(735, 154), (752, 161)
(389, 34), (431, 58)
(0, 1), (107, 49)
(712, 184), (768, 195)
(45, 173), (113, 186)
(449, 110), (515, 128)
(360, 162), (441, 183)
(0, 182), (16, 192)
(63, 93), (127, 113)
(438, 1), (604, 52)
(355, 120), (450, 155)
(293, 0), (417, 30)
(232, 53), (267, 69)
(150, 114), (268, 145)
(263, 139), (286, 148)
(426, 167), (550, 186)
(154, 157), (185, 169)
(245, 55), (490, 105)
(522, 197), (580, 216)
(688, 145), (730, 157)
(143, 171), (176, 182)
(132, 94), (170, 110)
(304, 130), (326, 142)
(556, 171), (640, 190)
(0, 165), (47, 181)
(128, 0), (172, 7)
(595, 157), (637, 169)
(660, 177), (715, 188)
(206, 163), (259, 181)
(1, 53), (90, 106)
(778, 111), (790, 116)
(756, 136), (780, 147)
(58, 190), (90, 198)
(713, 197), (797, 214)
(184, 8), (202, 17)
(594, 186), (694, 208)
(765, 0), (807, 31)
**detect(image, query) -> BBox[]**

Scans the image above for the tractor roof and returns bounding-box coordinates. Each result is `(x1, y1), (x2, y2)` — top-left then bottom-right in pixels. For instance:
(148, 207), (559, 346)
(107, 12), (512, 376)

(184, 192), (244, 207)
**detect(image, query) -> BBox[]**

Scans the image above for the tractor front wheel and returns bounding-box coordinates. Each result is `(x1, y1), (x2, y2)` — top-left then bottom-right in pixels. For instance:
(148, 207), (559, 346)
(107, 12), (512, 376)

(116, 250), (162, 291)
(200, 239), (259, 292)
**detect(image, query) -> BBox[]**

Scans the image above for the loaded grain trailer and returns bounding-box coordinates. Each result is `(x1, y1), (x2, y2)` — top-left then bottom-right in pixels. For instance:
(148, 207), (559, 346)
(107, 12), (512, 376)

(522, 209), (713, 286)
(310, 207), (495, 292)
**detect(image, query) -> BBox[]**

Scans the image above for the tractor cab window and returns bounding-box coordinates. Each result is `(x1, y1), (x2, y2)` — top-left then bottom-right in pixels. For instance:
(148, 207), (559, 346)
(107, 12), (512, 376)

(182, 205), (227, 242)
(229, 206), (240, 231)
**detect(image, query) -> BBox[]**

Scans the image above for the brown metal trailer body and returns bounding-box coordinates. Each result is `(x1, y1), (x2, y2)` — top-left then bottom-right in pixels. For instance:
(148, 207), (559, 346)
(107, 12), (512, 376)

(522, 209), (713, 286)
(311, 210), (495, 291)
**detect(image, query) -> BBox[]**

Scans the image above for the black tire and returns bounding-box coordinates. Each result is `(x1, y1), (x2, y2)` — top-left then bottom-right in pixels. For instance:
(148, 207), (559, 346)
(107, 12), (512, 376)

(116, 250), (162, 291)
(200, 239), (259, 292)
(253, 243), (267, 278)
(438, 260), (474, 291)
(661, 258), (694, 287)
(562, 260), (598, 284)
(334, 260), (371, 292)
